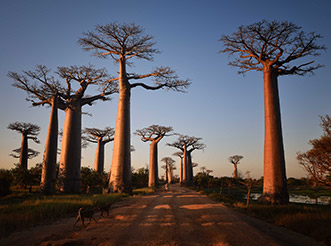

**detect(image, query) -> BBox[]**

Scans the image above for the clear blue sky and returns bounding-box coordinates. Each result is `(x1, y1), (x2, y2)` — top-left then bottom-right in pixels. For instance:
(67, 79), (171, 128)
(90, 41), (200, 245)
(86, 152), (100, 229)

(0, 0), (330, 179)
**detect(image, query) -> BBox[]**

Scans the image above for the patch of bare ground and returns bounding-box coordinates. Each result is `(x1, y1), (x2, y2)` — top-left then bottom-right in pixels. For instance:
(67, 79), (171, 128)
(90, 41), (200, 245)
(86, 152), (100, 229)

(1, 184), (326, 246)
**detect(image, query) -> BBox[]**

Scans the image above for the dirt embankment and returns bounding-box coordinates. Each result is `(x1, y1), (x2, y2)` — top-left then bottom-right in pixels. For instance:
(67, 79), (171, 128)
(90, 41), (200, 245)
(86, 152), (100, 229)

(1, 185), (325, 246)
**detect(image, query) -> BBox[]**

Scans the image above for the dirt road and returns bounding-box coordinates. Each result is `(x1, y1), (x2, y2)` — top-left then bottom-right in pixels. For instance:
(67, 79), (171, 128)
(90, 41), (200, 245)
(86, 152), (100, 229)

(2, 184), (325, 246)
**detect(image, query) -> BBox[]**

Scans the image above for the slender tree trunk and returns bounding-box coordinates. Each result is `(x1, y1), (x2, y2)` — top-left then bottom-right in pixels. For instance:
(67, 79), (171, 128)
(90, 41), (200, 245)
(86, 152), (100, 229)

(148, 141), (158, 187)
(59, 101), (82, 193)
(165, 163), (168, 184)
(109, 59), (132, 194)
(168, 167), (172, 183)
(261, 67), (289, 204)
(180, 157), (183, 184)
(94, 139), (105, 173)
(19, 133), (28, 169)
(40, 96), (58, 194)
(186, 151), (193, 186)
(182, 145), (187, 184)
(233, 163), (238, 179)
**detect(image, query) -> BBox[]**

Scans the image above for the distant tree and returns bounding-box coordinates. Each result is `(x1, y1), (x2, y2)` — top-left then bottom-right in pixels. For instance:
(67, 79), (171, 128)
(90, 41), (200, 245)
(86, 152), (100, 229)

(131, 167), (149, 188)
(80, 167), (104, 193)
(220, 20), (325, 204)
(83, 127), (115, 173)
(135, 125), (173, 187)
(8, 65), (65, 194)
(10, 147), (39, 160)
(161, 157), (175, 184)
(7, 122), (40, 169)
(79, 22), (190, 193)
(297, 115), (331, 186)
(228, 155), (243, 179)
(173, 152), (184, 183)
(10, 163), (42, 191)
(168, 135), (205, 185)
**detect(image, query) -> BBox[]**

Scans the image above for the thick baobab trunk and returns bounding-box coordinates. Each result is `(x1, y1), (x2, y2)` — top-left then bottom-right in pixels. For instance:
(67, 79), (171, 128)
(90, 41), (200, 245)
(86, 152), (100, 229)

(148, 141), (158, 187)
(109, 60), (132, 193)
(233, 163), (238, 179)
(165, 163), (168, 183)
(186, 151), (193, 186)
(261, 67), (289, 204)
(40, 96), (58, 194)
(59, 101), (82, 193)
(19, 133), (28, 169)
(168, 167), (172, 184)
(94, 139), (105, 173)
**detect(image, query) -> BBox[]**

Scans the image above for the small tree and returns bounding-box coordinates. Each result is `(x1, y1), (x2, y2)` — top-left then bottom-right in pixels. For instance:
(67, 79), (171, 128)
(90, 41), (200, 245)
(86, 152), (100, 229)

(220, 20), (325, 204)
(135, 125), (173, 187)
(83, 127), (115, 173)
(131, 167), (149, 189)
(297, 115), (331, 186)
(8, 122), (40, 169)
(161, 157), (175, 184)
(79, 22), (190, 193)
(228, 155), (243, 179)
(168, 135), (205, 185)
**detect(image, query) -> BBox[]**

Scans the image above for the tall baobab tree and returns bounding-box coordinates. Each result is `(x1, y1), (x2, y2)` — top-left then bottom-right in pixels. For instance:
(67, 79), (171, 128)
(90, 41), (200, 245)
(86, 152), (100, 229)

(7, 122), (40, 169)
(228, 155), (243, 179)
(79, 22), (190, 193)
(57, 65), (117, 193)
(161, 157), (175, 184)
(173, 151), (183, 183)
(8, 65), (66, 194)
(135, 125), (173, 187)
(83, 127), (115, 173)
(168, 135), (205, 185)
(219, 20), (325, 204)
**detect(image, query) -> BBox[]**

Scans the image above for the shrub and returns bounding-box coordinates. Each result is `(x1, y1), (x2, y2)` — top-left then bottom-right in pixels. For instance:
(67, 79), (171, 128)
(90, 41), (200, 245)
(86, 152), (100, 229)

(0, 170), (13, 196)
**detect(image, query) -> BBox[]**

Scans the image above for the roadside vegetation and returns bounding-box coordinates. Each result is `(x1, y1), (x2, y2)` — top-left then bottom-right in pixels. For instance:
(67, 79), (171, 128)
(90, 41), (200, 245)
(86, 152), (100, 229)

(193, 172), (331, 245)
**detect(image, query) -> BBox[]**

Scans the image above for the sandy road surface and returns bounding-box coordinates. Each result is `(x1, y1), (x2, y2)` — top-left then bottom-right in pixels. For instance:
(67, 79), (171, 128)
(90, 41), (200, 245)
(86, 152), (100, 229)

(1, 184), (325, 246)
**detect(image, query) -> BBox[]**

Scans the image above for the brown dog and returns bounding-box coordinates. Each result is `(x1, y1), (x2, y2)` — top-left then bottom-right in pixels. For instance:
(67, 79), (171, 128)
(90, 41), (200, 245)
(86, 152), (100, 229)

(74, 207), (98, 227)
(98, 203), (112, 218)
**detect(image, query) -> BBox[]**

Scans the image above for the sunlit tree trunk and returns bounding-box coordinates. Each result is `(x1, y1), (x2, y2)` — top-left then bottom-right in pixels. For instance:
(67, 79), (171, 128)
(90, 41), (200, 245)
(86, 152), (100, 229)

(149, 141), (158, 187)
(109, 59), (132, 193)
(59, 100), (82, 193)
(262, 67), (289, 204)
(40, 96), (58, 194)
(165, 163), (168, 183)
(94, 139), (105, 173)
(233, 163), (238, 179)
(182, 145), (187, 184)
(19, 133), (28, 169)
(179, 157), (183, 184)
(168, 167), (172, 184)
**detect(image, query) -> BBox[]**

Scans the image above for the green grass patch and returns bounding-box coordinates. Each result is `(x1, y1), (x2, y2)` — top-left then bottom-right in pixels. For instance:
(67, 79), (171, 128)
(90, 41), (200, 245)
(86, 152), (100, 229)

(133, 187), (156, 196)
(0, 192), (128, 238)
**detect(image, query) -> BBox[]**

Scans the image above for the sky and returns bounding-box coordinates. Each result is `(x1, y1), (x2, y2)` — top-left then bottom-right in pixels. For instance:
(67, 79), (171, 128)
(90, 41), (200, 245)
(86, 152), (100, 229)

(0, 0), (330, 179)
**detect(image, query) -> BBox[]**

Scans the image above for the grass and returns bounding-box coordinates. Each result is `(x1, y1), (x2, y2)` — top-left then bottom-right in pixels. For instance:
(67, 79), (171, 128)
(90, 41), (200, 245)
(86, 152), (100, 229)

(205, 187), (331, 245)
(0, 189), (129, 238)
(133, 187), (156, 196)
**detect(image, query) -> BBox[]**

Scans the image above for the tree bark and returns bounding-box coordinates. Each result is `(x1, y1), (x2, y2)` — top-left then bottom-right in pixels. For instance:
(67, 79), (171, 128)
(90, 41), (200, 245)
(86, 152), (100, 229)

(165, 163), (168, 184)
(182, 145), (187, 184)
(168, 167), (172, 184)
(19, 133), (28, 169)
(186, 151), (193, 186)
(109, 59), (132, 194)
(94, 139), (105, 173)
(40, 96), (58, 194)
(233, 163), (238, 179)
(180, 157), (183, 184)
(261, 66), (289, 204)
(148, 141), (158, 187)
(58, 100), (82, 193)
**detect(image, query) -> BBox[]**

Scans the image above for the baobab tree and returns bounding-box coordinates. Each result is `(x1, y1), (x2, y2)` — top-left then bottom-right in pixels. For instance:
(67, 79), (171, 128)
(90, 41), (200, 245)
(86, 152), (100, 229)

(7, 122), (40, 169)
(10, 147), (39, 161)
(135, 125), (173, 187)
(161, 157), (175, 184)
(8, 65), (66, 194)
(57, 65), (117, 193)
(168, 135), (205, 185)
(220, 20), (325, 204)
(79, 22), (190, 193)
(173, 151), (183, 183)
(83, 127), (115, 173)
(228, 155), (243, 179)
